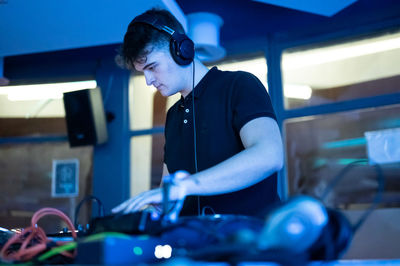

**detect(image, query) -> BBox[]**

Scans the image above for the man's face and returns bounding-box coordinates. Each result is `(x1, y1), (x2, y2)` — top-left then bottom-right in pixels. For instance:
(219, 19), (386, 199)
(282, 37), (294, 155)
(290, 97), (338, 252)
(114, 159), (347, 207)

(133, 46), (188, 97)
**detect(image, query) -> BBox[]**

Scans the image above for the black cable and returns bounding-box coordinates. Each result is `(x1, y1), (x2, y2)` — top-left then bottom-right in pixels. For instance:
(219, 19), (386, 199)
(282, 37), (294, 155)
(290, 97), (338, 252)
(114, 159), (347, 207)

(191, 61), (201, 216)
(74, 195), (105, 230)
(321, 159), (367, 200)
(321, 159), (385, 233)
(352, 163), (384, 232)
(192, 62), (198, 174)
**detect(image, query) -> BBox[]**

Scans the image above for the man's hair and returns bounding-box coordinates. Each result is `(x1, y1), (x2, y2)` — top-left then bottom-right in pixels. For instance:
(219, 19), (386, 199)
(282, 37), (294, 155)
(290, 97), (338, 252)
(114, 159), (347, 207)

(116, 8), (185, 69)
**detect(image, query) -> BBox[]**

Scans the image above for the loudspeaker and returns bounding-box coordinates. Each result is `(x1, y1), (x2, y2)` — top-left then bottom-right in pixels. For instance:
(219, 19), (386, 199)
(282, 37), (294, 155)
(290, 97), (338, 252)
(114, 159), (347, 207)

(132, 14), (195, 66)
(63, 88), (108, 147)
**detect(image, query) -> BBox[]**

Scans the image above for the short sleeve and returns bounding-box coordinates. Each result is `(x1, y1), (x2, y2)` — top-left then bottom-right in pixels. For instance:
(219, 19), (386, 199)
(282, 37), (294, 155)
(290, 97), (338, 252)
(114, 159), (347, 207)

(231, 72), (276, 132)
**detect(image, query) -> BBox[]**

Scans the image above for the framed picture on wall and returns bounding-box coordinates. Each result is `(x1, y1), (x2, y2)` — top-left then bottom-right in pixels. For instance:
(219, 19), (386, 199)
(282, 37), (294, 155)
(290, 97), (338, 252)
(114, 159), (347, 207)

(51, 159), (79, 197)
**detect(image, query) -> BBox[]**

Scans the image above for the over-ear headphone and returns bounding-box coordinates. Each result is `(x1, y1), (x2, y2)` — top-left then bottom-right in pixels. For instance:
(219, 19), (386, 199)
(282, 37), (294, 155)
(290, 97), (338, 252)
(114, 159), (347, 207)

(309, 208), (353, 260)
(132, 14), (195, 66)
(258, 196), (353, 260)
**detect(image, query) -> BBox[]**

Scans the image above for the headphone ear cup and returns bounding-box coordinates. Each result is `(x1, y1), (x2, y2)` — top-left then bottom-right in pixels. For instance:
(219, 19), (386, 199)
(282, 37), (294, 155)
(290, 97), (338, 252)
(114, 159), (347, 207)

(170, 33), (195, 66)
(328, 209), (353, 258)
(309, 209), (353, 260)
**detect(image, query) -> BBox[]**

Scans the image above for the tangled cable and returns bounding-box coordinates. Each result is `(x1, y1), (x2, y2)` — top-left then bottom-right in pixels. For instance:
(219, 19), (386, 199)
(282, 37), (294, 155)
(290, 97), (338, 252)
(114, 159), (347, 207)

(0, 207), (77, 262)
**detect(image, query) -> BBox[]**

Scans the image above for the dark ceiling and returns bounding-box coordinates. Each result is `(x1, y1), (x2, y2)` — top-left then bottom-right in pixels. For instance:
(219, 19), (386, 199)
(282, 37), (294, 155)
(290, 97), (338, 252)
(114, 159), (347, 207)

(176, 0), (400, 55)
(5, 0), (400, 84)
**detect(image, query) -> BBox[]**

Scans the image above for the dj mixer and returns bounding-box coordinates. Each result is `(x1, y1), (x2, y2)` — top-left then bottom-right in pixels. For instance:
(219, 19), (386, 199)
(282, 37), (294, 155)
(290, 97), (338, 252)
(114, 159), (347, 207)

(76, 211), (265, 264)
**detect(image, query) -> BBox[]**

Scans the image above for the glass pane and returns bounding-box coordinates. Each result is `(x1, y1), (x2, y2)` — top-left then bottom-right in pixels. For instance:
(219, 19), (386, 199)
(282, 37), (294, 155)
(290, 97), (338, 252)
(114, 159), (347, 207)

(0, 80), (96, 118)
(0, 94), (66, 138)
(282, 31), (400, 109)
(216, 57), (268, 90)
(0, 96), (65, 118)
(129, 74), (180, 131)
(0, 142), (93, 233)
(284, 104), (400, 209)
(130, 133), (164, 197)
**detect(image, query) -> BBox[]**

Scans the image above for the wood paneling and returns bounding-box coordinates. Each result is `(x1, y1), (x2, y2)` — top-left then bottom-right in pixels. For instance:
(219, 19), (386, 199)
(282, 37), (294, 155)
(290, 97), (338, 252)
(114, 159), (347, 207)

(0, 118), (67, 137)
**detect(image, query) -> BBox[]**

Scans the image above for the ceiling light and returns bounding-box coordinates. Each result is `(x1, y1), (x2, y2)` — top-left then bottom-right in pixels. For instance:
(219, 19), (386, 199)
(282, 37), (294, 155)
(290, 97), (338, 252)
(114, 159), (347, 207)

(0, 80), (97, 101)
(187, 12), (226, 63)
(283, 34), (400, 70)
(284, 84), (312, 99)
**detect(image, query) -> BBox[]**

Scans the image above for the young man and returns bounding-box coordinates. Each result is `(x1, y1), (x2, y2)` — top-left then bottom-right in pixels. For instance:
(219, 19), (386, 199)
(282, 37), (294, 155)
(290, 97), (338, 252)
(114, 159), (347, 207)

(112, 8), (284, 217)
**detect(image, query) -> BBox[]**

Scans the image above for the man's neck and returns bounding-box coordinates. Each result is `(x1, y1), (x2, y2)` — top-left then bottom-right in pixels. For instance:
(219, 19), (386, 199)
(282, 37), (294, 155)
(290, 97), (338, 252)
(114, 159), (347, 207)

(180, 59), (209, 98)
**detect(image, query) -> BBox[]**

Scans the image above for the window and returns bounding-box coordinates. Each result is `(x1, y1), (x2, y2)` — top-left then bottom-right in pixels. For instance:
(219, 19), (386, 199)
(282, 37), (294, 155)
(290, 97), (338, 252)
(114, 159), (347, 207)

(282, 31), (400, 109)
(129, 74), (180, 197)
(282, 31), (400, 209)
(0, 81), (94, 232)
(284, 104), (400, 208)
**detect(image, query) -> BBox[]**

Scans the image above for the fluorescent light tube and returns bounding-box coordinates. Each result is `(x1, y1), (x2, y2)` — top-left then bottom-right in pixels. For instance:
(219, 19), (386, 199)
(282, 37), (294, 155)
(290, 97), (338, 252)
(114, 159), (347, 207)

(0, 80), (97, 101)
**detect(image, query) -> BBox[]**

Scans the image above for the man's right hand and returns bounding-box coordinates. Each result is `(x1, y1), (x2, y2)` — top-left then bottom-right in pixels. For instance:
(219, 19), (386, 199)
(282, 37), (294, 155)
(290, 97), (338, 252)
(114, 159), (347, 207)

(111, 188), (164, 214)
(111, 171), (191, 215)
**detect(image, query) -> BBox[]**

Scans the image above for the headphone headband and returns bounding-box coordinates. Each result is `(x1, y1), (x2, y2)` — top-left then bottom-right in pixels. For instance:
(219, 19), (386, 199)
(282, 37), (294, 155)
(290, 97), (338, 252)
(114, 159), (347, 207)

(133, 16), (175, 36)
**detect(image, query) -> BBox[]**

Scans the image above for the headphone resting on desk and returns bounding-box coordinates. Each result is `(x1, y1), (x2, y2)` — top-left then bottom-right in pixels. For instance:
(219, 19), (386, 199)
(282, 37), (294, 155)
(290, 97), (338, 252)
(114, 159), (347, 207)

(132, 14), (195, 66)
(257, 195), (353, 260)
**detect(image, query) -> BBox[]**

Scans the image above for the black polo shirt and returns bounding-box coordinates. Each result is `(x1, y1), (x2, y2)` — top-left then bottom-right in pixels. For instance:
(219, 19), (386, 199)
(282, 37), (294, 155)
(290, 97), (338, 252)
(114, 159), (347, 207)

(164, 67), (280, 217)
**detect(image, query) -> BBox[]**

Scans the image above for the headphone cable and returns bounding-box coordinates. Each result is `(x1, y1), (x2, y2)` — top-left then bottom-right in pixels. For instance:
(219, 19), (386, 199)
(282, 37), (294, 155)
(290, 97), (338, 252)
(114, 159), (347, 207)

(192, 62), (198, 174)
(191, 61), (201, 216)
(321, 159), (385, 233)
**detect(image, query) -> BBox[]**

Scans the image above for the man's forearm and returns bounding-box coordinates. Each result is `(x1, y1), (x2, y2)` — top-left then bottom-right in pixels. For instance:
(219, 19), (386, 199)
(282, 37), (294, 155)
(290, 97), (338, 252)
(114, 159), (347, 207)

(181, 117), (283, 196)
(181, 140), (283, 196)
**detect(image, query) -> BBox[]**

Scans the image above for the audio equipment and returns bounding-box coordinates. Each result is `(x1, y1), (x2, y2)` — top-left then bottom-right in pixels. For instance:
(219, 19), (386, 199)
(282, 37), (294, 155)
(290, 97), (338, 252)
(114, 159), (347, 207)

(258, 196), (353, 260)
(88, 197), (353, 262)
(132, 14), (195, 66)
(74, 195), (105, 236)
(88, 211), (163, 236)
(0, 227), (14, 247)
(63, 87), (108, 147)
(183, 196), (353, 264)
(84, 212), (265, 264)
(309, 207), (354, 260)
(75, 234), (168, 264)
(258, 196), (329, 253)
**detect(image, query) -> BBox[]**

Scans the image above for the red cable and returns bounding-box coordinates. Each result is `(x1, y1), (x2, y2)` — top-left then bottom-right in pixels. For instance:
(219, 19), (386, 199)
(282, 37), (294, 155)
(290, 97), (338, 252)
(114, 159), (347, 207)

(0, 207), (77, 262)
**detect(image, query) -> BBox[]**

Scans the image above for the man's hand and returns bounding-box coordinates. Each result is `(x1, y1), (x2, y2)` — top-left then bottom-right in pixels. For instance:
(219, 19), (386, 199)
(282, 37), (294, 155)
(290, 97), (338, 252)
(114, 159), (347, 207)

(111, 171), (190, 214)
(111, 188), (164, 214)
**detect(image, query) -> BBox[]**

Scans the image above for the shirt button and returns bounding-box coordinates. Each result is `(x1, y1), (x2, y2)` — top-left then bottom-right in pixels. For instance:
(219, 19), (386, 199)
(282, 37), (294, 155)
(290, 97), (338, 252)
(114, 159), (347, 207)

(185, 108), (189, 113)
(183, 119), (188, 124)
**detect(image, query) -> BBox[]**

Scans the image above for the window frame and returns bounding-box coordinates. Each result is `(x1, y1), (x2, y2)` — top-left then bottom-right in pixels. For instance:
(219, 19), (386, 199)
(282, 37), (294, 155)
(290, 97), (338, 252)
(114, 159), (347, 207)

(266, 23), (400, 199)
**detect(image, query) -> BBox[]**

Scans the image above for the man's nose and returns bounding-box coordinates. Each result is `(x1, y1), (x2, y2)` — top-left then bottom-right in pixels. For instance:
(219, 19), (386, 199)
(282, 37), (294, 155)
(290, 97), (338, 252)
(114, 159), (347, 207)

(144, 71), (154, 86)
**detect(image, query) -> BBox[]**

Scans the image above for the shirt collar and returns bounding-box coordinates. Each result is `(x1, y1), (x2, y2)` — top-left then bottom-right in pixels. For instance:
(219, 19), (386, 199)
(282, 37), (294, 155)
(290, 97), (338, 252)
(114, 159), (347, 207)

(177, 66), (219, 105)
(194, 66), (219, 99)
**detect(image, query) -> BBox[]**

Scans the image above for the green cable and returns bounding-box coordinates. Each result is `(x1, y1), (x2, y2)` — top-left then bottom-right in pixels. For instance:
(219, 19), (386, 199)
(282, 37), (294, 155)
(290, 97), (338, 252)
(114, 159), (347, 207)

(37, 242), (77, 262)
(82, 232), (131, 242)
(37, 232), (131, 262)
